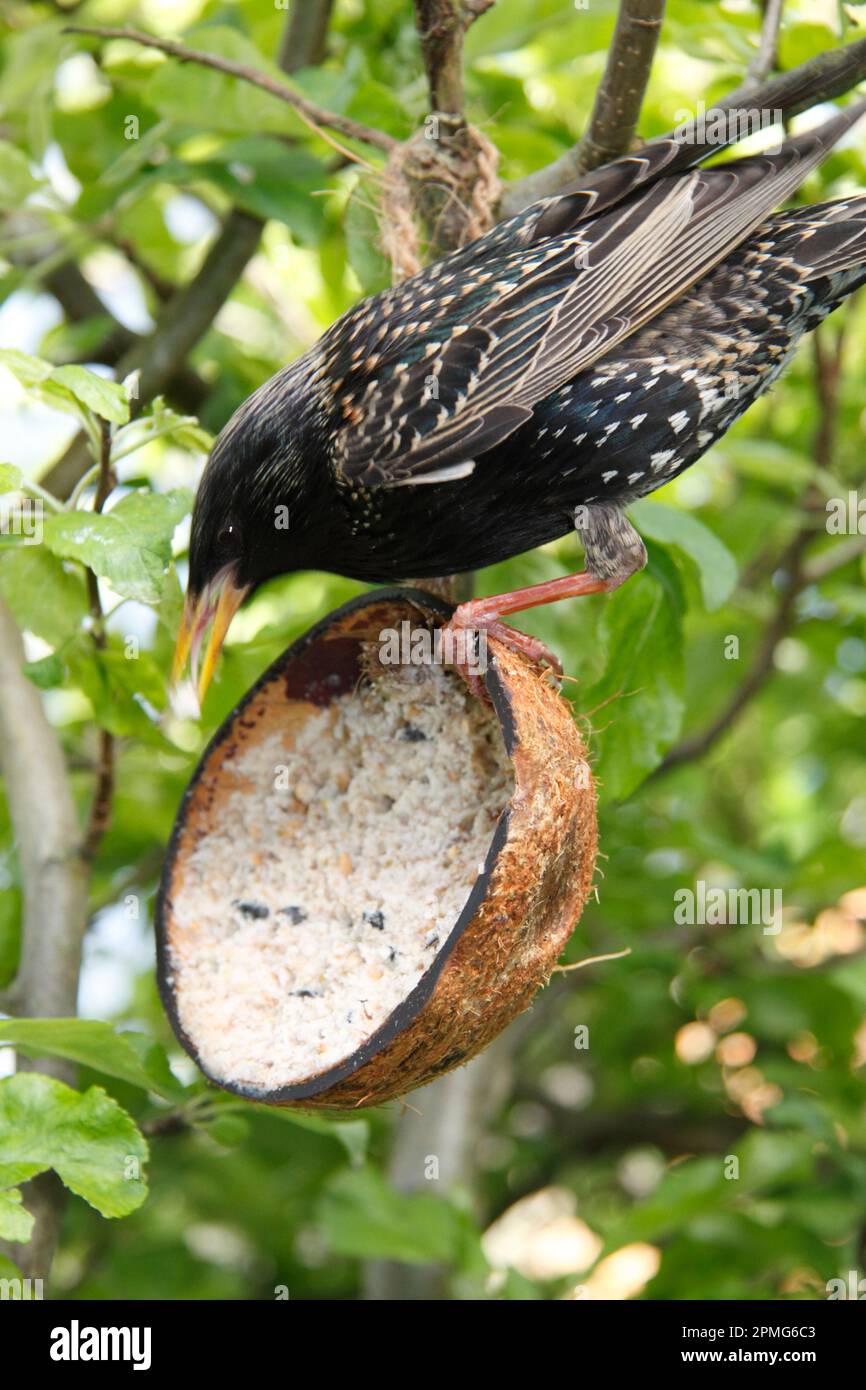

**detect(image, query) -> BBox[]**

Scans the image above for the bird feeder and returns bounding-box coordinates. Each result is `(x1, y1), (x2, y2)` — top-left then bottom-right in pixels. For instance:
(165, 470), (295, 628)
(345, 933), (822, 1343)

(156, 588), (596, 1108)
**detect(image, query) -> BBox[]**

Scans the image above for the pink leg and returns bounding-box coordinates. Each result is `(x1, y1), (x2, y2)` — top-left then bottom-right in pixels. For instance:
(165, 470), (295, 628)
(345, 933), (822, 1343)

(444, 570), (616, 695)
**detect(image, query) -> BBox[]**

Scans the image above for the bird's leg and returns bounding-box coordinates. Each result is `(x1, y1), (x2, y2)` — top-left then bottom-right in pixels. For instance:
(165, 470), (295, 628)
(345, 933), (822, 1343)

(445, 505), (647, 689)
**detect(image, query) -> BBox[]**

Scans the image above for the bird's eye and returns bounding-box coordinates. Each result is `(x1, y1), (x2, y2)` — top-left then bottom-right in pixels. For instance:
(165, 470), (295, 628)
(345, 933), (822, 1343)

(217, 521), (239, 551)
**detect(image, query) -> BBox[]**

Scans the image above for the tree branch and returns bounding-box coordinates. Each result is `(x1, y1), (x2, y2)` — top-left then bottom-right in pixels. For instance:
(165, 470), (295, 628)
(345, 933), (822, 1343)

(0, 604), (88, 1022)
(8, 237), (207, 412)
(500, 0), (665, 213)
(64, 25), (397, 154)
(743, 0), (785, 92)
(278, 0), (335, 73)
(415, 0), (463, 113)
(501, 24), (866, 215)
(82, 420), (116, 863)
(572, 0), (665, 175)
(0, 598), (89, 1281)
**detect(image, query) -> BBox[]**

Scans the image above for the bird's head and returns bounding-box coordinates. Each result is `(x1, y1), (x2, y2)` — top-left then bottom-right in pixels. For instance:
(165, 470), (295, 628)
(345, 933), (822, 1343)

(171, 365), (321, 711)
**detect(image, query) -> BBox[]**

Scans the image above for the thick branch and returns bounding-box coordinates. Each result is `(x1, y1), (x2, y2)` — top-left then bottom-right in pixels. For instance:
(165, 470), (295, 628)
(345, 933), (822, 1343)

(414, 1), (463, 113)
(0, 599), (89, 1280)
(0, 604), (87, 1022)
(413, 0), (495, 112)
(65, 25), (396, 153)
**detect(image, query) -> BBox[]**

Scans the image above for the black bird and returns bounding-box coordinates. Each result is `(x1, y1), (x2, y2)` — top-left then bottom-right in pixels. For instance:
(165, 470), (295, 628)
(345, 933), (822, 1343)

(174, 83), (866, 705)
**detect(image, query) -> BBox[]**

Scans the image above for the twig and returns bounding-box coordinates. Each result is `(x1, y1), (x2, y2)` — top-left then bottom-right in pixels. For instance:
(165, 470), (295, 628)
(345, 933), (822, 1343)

(81, 420), (116, 863)
(573, 0), (666, 175)
(278, 0), (335, 74)
(501, 0), (665, 212)
(64, 25), (397, 154)
(804, 534), (866, 582)
(553, 946), (632, 973)
(743, 0), (785, 91)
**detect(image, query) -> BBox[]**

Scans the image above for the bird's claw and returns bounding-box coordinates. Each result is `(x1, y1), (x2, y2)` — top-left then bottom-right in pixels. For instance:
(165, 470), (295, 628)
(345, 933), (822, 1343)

(442, 610), (563, 703)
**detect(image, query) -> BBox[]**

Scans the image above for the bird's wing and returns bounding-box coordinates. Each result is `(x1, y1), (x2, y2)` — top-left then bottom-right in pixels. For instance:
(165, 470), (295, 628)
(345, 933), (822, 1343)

(328, 109), (861, 487)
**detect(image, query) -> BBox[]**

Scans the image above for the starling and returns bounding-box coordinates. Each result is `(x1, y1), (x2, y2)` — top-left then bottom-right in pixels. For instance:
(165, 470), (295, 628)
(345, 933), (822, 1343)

(173, 88), (866, 705)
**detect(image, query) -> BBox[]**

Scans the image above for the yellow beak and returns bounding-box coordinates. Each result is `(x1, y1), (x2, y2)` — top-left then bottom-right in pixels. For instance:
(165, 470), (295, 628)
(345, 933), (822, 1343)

(171, 569), (248, 713)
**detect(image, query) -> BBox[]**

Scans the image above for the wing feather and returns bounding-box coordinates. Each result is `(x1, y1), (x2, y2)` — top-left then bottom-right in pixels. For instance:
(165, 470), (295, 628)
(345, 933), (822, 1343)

(327, 103), (866, 486)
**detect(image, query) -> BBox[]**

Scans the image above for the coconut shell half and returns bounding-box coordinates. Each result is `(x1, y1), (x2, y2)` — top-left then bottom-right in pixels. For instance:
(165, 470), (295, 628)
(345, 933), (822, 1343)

(156, 587), (597, 1108)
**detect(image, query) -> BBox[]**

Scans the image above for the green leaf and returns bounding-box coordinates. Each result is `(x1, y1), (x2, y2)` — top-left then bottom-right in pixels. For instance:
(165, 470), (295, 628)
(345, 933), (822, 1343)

(22, 651), (65, 690)
(67, 642), (169, 739)
(830, 956), (866, 1007)
(0, 887), (20, 989)
(181, 140), (327, 244)
(0, 464), (22, 494)
(145, 27), (308, 138)
(584, 548), (685, 799)
(345, 186), (391, 294)
(51, 366), (130, 425)
(0, 351), (128, 429)
(0, 1251), (23, 1281)
(0, 548), (89, 646)
(719, 438), (815, 493)
(318, 1166), (468, 1262)
(0, 1184), (34, 1243)
(0, 1019), (185, 1101)
(112, 400), (212, 462)
(201, 1114), (251, 1148)
(43, 488), (191, 604)
(631, 499), (738, 610)
(0, 1074), (148, 1218)
(264, 1108), (370, 1167)
(0, 349), (53, 389)
(0, 143), (39, 210)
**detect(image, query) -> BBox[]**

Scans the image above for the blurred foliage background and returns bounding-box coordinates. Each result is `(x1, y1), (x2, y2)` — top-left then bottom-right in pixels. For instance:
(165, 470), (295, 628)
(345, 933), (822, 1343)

(1, 0), (865, 1301)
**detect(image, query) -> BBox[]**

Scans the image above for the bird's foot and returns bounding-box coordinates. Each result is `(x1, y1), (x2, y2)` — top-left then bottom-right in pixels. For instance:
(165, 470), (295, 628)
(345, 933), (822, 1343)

(443, 609), (565, 703)
(443, 568), (627, 700)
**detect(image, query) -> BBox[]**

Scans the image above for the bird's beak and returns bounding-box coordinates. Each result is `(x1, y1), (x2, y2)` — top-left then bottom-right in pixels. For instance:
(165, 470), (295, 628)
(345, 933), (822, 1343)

(171, 567), (249, 714)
